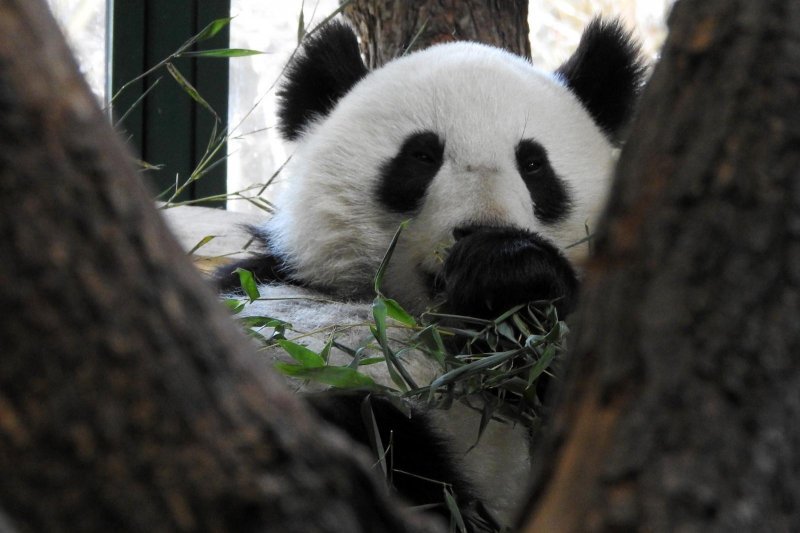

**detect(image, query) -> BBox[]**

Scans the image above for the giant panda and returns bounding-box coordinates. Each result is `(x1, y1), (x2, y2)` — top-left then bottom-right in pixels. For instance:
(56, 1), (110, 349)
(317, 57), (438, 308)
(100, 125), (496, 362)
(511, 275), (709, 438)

(217, 17), (644, 531)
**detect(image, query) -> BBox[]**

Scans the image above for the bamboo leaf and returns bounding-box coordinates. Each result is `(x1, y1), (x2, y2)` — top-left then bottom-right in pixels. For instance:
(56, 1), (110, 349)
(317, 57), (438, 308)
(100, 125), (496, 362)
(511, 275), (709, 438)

(360, 396), (388, 478)
(429, 350), (520, 391)
(240, 316), (289, 329)
(274, 363), (377, 388)
(297, 5), (305, 43)
(512, 313), (532, 337)
(244, 327), (270, 343)
(492, 304), (526, 324)
(165, 62), (219, 121)
(195, 17), (233, 42)
(443, 486), (468, 533)
(179, 48), (263, 58)
(319, 337), (333, 363)
(374, 221), (409, 295)
(223, 298), (245, 314)
(544, 320), (567, 343)
(384, 298), (416, 327)
(233, 267), (260, 302)
(372, 297), (405, 390)
(186, 235), (216, 255)
(496, 321), (516, 343)
(416, 325), (446, 367)
(527, 344), (557, 387)
(373, 298), (419, 390)
(276, 339), (325, 368)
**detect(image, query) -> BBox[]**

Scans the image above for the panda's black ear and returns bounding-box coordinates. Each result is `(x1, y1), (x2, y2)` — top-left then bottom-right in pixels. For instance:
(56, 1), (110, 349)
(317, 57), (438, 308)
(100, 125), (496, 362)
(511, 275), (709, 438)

(556, 17), (646, 142)
(277, 20), (368, 141)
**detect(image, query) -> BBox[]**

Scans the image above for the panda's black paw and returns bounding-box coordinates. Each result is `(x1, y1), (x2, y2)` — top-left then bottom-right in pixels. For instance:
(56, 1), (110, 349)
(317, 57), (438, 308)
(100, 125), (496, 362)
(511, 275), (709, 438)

(442, 226), (579, 318)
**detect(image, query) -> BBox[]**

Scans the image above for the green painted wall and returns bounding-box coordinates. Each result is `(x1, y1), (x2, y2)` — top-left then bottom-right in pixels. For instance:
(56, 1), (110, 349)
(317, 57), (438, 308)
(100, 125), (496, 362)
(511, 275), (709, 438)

(111, 0), (231, 205)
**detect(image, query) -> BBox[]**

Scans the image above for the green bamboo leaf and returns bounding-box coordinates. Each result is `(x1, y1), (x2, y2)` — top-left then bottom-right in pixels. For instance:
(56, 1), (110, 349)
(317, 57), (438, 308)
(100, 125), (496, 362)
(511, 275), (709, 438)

(244, 328), (270, 343)
(186, 234), (216, 255)
(443, 486), (468, 533)
(373, 298), (387, 336)
(179, 48), (263, 58)
(165, 62), (219, 121)
(544, 320), (567, 343)
(195, 17), (233, 42)
(486, 330), (498, 351)
(240, 316), (289, 329)
(232, 267), (260, 302)
(297, 6), (305, 43)
(384, 298), (416, 327)
(492, 304), (525, 324)
(512, 313), (532, 337)
(360, 396), (387, 477)
(496, 321), (516, 343)
(274, 363), (377, 388)
(374, 221), (408, 295)
(429, 350), (519, 391)
(527, 344), (557, 388)
(319, 338), (333, 363)
(545, 304), (560, 328)
(372, 297), (401, 385)
(276, 339), (325, 368)
(416, 325), (446, 367)
(223, 298), (245, 314)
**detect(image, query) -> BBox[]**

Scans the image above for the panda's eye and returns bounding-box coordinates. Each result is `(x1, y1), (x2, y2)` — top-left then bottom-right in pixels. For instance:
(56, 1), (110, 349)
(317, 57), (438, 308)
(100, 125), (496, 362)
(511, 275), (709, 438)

(377, 131), (445, 213)
(412, 150), (436, 164)
(516, 141), (548, 177)
(515, 139), (573, 224)
(522, 157), (545, 175)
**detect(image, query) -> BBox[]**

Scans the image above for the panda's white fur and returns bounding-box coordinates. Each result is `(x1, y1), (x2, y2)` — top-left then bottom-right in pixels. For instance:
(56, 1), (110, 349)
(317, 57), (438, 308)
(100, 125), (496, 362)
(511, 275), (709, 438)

(219, 17), (644, 530)
(267, 42), (613, 313)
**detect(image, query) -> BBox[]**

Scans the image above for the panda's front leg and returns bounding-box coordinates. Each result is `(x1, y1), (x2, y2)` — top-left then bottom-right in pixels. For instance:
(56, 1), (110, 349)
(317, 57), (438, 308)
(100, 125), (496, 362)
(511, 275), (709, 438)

(441, 226), (579, 319)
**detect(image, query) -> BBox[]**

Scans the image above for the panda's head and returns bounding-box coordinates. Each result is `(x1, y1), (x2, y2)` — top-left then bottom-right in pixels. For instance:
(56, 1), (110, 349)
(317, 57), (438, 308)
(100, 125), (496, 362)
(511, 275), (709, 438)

(262, 19), (644, 317)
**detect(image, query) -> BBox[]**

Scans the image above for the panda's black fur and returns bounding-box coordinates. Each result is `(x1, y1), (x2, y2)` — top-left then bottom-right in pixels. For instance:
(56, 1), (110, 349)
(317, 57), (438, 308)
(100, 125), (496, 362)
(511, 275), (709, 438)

(306, 391), (501, 531)
(444, 225), (580, 318)
(216, 17), (645, 530)
(556, 19), (646, 141)
(276, 22), (369, 141)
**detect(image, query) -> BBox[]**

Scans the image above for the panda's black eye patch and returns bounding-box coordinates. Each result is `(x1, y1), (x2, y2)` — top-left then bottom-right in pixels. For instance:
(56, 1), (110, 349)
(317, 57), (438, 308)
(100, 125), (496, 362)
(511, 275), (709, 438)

(411, 150), (436, 164)
(377, 131), (444, 213)
(515, 139), (572, 224)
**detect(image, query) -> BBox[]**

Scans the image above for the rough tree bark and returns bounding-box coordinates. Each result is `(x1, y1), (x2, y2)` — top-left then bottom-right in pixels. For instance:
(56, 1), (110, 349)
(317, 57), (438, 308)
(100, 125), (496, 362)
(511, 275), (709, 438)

(520, 1), (800, 531)
(341, 0), (530, 68)
(0, 2), (440, 532)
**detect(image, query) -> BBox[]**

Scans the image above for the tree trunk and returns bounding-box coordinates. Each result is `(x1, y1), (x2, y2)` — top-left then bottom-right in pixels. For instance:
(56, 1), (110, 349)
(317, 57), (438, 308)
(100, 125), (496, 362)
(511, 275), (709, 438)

(520, 1), (800, 531)
(0, 2), (439, 532)
(341, 0), (530, 68)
